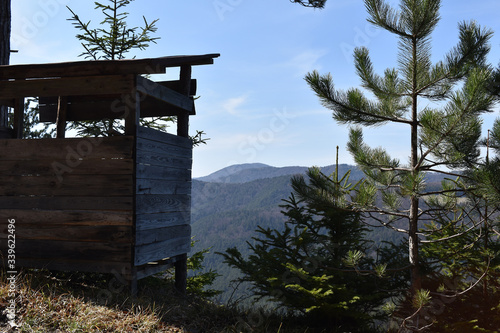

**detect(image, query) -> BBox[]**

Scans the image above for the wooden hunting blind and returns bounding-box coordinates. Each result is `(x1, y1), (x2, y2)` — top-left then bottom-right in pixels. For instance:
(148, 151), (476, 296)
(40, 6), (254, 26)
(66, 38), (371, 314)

(0, 54), (219, 292)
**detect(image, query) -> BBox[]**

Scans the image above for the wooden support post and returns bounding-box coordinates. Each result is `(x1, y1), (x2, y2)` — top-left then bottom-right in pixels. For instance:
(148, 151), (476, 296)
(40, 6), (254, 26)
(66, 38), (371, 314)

(56, 96), (67, 138)
(177, 65), (191, 138)
(125, 89), (141, 136)
(12, 97), (24, 139)
(129, 268), (138, 297)
(174, 253), (188, 295)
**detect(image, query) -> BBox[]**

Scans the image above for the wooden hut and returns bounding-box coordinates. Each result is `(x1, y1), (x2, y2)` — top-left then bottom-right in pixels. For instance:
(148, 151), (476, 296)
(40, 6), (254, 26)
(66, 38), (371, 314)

(0, 54), (219, 293)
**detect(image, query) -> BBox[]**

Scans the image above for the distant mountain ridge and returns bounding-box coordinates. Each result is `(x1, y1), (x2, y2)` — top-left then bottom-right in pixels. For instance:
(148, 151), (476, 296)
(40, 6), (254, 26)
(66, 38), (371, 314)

(196, 163), (366, 184)
(191, 163), (449, 302)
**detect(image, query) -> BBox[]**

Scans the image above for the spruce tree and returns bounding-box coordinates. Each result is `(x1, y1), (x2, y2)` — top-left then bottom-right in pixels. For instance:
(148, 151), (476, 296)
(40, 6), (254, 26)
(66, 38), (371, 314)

(66, 0), (208, 145)
(305, 0), (494, 300)
(221, 165), (406, 331)
(67, 0), (164, 137)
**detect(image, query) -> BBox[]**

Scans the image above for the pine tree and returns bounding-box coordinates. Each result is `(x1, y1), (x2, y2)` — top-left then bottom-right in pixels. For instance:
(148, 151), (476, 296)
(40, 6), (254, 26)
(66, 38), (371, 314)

(221, 164), (406, 331)
(305, 0), (494, 303)
(290, 0), (326, 8)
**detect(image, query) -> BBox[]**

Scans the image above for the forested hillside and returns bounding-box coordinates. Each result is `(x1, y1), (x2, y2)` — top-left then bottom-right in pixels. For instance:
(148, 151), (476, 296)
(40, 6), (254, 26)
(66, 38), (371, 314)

(190, 163), (446, 302)
(196, 163), (365, 184)
(191, 175), (292, 300)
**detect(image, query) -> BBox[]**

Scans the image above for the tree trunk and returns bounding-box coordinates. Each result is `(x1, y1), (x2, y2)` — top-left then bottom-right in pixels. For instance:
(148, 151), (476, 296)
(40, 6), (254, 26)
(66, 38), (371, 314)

(0, 0), (11, 130)
(409, 37), (421, 294)
(0, 0), (9, 64)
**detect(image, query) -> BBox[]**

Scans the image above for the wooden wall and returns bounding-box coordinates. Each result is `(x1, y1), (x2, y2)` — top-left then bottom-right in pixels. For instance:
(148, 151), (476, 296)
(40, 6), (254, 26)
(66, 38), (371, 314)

(0, 127), (193, 277)
(0, 136), (135, 275)
(135, 127), (192, 266)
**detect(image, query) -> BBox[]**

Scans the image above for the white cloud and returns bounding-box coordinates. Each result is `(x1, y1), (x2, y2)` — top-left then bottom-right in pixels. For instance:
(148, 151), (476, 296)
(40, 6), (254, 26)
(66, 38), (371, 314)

(222, 95), (249, 115)
(283, 49), (329, 77)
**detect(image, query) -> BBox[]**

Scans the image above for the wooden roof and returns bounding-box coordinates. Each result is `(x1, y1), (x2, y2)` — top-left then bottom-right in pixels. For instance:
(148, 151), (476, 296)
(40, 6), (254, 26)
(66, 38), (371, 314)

(0, 53), (220, 79)
(0, 54), (220, 138)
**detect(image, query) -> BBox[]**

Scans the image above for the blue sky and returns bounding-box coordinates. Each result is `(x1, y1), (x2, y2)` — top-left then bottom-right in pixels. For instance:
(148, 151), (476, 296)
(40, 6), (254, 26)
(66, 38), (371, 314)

(9, 0), (500, 177)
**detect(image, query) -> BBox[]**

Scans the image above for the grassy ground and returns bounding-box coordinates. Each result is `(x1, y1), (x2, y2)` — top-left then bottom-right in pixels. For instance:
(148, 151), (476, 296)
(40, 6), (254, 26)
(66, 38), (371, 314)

(0, 269), (328, 333)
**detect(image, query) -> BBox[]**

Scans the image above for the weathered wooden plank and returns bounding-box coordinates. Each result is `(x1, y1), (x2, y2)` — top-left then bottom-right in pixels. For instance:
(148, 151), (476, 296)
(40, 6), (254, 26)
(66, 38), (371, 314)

(0, 136), (134, 160)
(135, 212), (190, 231)
(125, 90), (140, 136)
(39, 80), (196, 105)
(137, 126), (193, 149)
(0, 98), (14, 107)
(0, 54), (220, 80)
(135, 224), (191, 246)
(0, 239), (132, 262)
(0, 75), (135, 99)
(56, 96), (68, 138)
(135, 194), (191, 214)
(134, 236), (191, 266)
(0, 258), (134, 277)
(159, 79), (197, 96)
(39, 94), (195, 122)
(136, 179), (191, 195)
(0, 196), (133, 211)
(135, 257), (176, 280)
(177, 65), (192, 138)
(13, 98), (24, 139)
(0, 209), (133, 226)
(136, 164), (191, 182)
(136, 150), (191, 170)
(0, 224), (132, 243)
(0, 158), (134, 176)
(0, 174), (133, 196)
(136, 76), (194, 113)
(136, 138), (192, 159)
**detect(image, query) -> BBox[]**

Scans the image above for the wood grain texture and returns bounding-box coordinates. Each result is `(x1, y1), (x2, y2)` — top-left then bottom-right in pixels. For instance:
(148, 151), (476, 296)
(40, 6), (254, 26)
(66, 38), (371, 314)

(136, 139), (192, 159)
(0, 174), (133, 196)
(136, 76), (194, 113)
(136, 179), (191, 195)
(136, 151), (191, 170)
(0, 158), (134, 176)
(136, 212), (190, 231)
(0, 224), (132, 243)
(0, 54), (220, 79)
(0, 136), (134, 160)
(0, 125), (194, 280)
(135, 224), (191, 246)
(0, 196), (133, 210)
(0, 75), (135, 99)
(136, 165), (191, 182)
(137, 126), (192, 148)
(39, 94), (195, 122)
(0, 210), (133, 226)
(134, 236), (191, 266)
(135, 258), (176, 280)
(135, 194), (191, 214)
(0, 239), (132, 262)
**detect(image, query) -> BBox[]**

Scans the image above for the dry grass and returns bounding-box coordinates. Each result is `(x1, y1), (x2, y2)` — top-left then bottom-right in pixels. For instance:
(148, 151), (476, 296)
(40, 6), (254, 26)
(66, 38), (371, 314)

(0, 269), (242, 332)
(0, 269), (333, 333)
